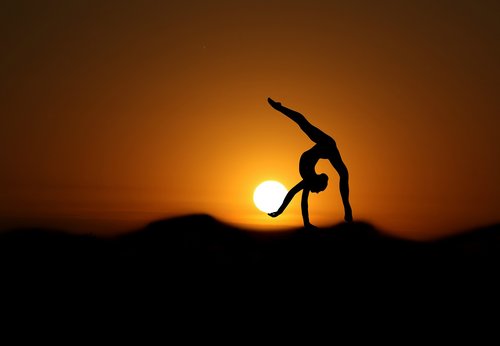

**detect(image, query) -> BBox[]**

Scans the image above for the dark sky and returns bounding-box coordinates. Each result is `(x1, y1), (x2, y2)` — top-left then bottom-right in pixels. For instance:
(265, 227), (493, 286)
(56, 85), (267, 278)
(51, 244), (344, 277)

(1, 0), (499, 240)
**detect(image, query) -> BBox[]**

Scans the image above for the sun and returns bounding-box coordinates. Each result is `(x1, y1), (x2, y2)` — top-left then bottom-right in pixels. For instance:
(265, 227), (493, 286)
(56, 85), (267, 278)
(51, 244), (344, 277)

(253, 180), (288, 213)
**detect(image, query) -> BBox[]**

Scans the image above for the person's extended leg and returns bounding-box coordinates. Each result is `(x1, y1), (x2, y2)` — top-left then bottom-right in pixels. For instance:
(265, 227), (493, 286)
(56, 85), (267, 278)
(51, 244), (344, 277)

(268, 98), (333, 144)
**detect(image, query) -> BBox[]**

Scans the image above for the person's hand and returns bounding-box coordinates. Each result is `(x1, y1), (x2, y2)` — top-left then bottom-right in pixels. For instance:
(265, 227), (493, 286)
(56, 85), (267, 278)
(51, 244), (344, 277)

(268, 211), (281, 218)
(267, 97), (281, 109)
(305, 223), (319, 230)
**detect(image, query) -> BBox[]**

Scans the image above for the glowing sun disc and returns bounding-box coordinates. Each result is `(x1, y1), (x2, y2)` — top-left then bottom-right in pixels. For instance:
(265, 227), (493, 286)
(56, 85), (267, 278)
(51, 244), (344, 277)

(253, 180), (288, 213)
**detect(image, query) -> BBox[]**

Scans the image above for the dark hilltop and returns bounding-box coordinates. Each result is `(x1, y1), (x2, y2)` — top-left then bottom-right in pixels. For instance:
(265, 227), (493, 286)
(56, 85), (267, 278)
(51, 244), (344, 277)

(1, 214), (498, 284)
(2, 213), (500, 324)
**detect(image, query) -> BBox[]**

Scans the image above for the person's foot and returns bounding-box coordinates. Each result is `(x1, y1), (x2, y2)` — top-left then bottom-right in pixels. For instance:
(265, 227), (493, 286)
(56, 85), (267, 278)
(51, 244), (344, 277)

(344, 207), (353, 222)
(267, 97), (281, 108)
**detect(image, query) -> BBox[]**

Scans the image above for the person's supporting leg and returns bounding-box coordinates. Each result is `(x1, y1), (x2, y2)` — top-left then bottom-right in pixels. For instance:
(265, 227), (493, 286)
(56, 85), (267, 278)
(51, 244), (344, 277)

(330, 157), (352, 222)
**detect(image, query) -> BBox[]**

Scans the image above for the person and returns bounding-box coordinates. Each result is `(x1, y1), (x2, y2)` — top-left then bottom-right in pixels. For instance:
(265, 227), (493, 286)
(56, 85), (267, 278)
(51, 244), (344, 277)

(267, 97), (353, 228)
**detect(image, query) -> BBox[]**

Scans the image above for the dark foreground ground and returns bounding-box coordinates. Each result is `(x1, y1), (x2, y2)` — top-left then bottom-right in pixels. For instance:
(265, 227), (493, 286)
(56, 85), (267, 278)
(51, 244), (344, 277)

(1, 214), (499, 315)
(1, 214), (498, 283)
(1, 215), (497, 342)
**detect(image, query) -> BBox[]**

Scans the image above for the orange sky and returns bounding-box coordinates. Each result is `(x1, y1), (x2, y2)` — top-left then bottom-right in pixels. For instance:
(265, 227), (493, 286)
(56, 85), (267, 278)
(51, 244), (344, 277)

(1, 1), (499, 240)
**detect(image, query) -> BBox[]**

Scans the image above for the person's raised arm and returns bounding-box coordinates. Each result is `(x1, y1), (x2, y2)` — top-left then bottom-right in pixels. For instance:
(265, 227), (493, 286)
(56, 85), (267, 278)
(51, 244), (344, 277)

(267, 97), (333, 145)
(268, 181), (304, 217)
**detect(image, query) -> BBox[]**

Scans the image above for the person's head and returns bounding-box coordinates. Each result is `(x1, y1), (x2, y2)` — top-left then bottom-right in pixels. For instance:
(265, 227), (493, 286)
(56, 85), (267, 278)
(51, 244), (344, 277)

(308, 173), (328, 193)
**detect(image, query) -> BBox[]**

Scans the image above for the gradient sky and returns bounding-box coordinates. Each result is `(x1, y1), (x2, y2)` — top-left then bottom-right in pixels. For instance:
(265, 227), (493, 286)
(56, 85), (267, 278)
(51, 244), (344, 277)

(1, 0), (499, 240)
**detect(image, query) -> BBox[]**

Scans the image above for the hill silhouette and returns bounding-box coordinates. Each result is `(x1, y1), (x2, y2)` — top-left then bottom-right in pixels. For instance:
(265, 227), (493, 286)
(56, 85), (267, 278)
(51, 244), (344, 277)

(1, 214), (498, 284)
(2, 214), (500, 320)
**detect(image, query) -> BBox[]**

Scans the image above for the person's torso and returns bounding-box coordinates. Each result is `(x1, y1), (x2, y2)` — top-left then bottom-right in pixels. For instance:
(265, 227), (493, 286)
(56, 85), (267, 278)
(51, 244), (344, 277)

(299, 142), (336, 178)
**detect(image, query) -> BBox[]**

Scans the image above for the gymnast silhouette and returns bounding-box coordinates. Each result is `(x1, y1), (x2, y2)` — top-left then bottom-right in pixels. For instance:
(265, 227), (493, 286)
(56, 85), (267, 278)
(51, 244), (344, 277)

(267, 97), (353, 228)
